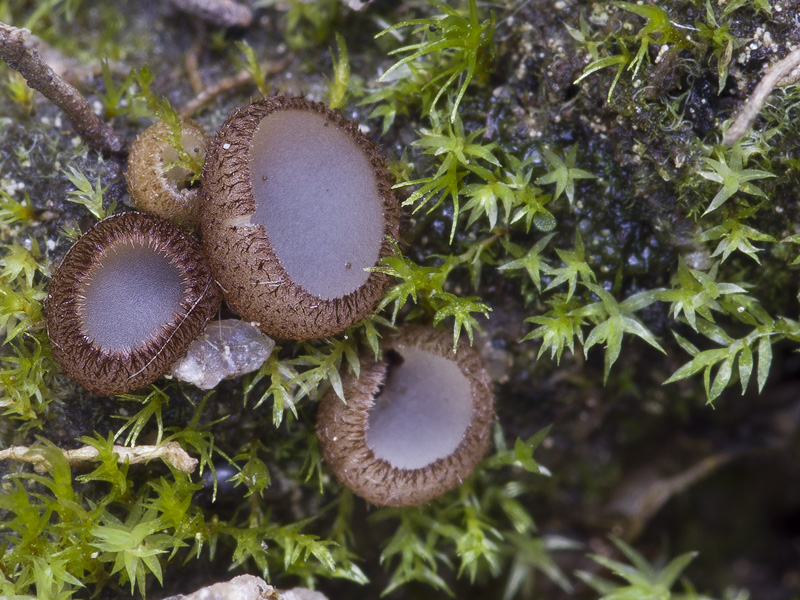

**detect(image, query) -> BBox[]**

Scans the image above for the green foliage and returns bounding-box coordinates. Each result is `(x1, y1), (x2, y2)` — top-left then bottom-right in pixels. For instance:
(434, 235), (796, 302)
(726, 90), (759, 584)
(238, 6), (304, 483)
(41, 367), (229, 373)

(574, 1), (689, 101)
(0, 188), (36, 225)
(576, 284), (665, 383)
(235, 41), (270, 97)
(396, 110), (498, 241)
(114, 386), (170, 446)
(93, 59), (135, 119)
(260, 0), (341, 49)
(132, 65), (204, 180)
(91, 507), (173, 596)
(244, 349), (300, 427)
(3, 2), (797, 598)
(373, 427), (568, 596)
(577, 536), (697, 599)
(655, 260), (745, 332)
(371, 243), (491, 350)
(0, 239), (57, 422)
(63, 166), (114, 220)
(664, 317), (776, 403)
(535, 146), (596, 207)
(376, 0), (495, 122)
(361, 63), (429, 134)
(543, 232), (595, 302)
(695, 0), (740, 92)
(290, 336), (360, 402)
(4, 71), (35, 113)
(698, 145), (774, 215)
(523, 294), (586, 364)
(499, 233), (555, 293)
(327, 32), (351, 110)
(695, 214), (776, 264)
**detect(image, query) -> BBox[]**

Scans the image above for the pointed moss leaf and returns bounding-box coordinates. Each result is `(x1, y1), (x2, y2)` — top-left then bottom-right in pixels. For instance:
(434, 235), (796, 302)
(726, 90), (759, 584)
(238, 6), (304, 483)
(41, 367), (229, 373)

(738, 343), (753, 393)
(695, 316), (734, 345)
(589, 555), (652, 587)
(544, 232), (595, 301)
(432, 291), (491, 351)
(709, 355), (734, 402)
(498, 233), (554, 291)
(672, 331), (700, 356)
(654, 551), (698, 588)
(608, 536), (655, 577)
(535, 146), (596, 205)
(757, 335), (772, 392)
(699, 149), (775, 215)
(663, 348), (728, 385)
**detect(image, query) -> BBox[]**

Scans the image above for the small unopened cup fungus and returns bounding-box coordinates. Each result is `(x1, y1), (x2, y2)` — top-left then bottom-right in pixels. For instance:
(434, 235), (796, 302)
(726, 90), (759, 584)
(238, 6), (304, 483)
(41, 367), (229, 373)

(200, 96), (400, 340)
(125, 118), (209, 230)
(45, 212), (223, 396)
(316, 325), (495, 506)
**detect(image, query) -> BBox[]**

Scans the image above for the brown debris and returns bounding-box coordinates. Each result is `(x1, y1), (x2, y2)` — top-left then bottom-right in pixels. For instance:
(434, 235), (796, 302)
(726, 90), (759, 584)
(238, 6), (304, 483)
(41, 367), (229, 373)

(0, 21), (127, 155)
(180, 57), (290, 117)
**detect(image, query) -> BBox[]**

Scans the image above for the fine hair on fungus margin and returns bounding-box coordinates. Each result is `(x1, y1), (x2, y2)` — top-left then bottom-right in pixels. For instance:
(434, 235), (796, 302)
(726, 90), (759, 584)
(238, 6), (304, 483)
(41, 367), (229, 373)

(45, 212), (222, 396)
(200, 95), (400, 340)
(316, 325), (495, 506)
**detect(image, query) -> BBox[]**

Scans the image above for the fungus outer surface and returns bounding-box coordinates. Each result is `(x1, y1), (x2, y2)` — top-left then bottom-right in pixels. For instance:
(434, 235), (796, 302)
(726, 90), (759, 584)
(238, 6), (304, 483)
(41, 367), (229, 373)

(316, 325), (495, 507)
(366, 346), (474, 470)
(125, 118), (208, 230)
(201, 96), (400, 340)
(46, 212), (222, 396)
(250, 109), (384, 300)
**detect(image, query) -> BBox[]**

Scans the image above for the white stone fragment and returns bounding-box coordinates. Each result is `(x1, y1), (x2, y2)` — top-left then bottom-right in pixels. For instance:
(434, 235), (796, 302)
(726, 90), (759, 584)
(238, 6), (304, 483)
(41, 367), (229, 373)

(170, 319), (275, 389)
(160, 575), (329, 600)
(280, 589), (329, 600)
(342, 0), (373, 10)
(161, 574), (276, 600)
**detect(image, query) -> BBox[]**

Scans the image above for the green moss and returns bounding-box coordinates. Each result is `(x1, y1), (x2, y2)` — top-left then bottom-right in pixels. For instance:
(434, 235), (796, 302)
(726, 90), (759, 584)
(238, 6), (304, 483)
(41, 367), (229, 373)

(2, 0), (799, 597)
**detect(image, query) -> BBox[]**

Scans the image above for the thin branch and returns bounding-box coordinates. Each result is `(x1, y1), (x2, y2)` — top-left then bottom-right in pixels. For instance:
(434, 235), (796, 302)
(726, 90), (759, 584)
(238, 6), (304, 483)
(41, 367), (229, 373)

(0, 441), (198, 473)
(723, 47), (800, 146)
(185, 21), (207, 96)
(0, 21), (127, 155)
(180, 57), (290, 117)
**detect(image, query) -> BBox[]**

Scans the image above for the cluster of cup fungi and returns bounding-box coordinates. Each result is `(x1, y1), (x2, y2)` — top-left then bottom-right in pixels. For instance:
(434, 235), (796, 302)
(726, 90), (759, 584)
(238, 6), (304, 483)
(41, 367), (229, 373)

(45, 96), (496, 507)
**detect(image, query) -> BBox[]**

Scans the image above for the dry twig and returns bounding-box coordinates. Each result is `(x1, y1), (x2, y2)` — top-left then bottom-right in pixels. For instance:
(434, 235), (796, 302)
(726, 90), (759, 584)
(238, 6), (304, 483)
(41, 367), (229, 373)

(185, 22), (207, 96)
(0, 441), (198, 473)
(180, 57), (291, 117)
(0, 21), (127, 155)
(723, 47), (800, 146)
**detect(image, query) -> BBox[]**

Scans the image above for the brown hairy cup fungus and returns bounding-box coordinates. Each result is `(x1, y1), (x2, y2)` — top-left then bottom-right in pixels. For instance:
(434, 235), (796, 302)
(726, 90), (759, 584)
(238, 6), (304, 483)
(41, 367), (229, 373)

(316, 325), (495, 506)
(45, 212), (222, 396)
(200, 96), (400, 340)
(125, 118), (209, 230)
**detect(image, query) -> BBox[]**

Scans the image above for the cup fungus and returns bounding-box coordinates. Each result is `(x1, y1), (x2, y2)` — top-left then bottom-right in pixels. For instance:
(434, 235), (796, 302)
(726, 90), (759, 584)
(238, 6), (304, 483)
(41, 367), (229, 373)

(200, 96), (400, 340)
(125, 118), (209, 230)
(316, 325), (495, 506)
(45, 212), (222, 396)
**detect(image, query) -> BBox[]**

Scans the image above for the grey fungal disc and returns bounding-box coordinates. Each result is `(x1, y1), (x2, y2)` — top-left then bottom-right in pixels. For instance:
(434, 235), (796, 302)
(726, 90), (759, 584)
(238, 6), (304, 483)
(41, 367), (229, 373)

(316, 325), (495, 506)
(45, 212), (223, 396)
(200, 96), (400, 340)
